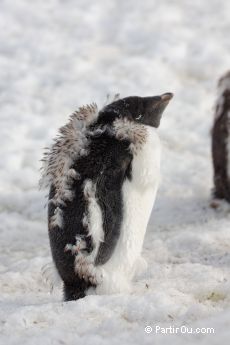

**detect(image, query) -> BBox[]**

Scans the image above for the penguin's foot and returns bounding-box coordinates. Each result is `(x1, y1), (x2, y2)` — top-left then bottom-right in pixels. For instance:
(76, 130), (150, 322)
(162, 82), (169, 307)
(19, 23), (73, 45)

(75, 255), (103, 285)
(210, 198), (230, 211)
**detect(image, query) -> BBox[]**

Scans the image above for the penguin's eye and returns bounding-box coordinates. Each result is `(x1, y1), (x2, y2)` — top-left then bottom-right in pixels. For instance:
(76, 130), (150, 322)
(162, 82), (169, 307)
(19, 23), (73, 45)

(135, 114), (143, 120)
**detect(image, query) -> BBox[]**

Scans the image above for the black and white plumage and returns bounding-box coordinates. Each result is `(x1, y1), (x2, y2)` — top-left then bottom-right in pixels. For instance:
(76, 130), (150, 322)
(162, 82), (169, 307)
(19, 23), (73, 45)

(211, 71), (230, 205)
(40, 93), (173, 301)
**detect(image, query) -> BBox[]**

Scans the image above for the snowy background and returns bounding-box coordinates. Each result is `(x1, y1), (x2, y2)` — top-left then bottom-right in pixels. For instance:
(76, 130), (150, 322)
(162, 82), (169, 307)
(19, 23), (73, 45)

(0, 0), (230, 344)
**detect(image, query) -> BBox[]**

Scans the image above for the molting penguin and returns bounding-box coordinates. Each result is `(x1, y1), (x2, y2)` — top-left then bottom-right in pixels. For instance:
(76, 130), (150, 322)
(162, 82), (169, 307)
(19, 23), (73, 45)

(211, 71), (230, 206)
(40, 92), (173, 301)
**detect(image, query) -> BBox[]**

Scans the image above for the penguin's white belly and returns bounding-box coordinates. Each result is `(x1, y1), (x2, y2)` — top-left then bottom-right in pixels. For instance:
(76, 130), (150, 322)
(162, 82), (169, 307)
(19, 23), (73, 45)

(96, 127), (161, 294)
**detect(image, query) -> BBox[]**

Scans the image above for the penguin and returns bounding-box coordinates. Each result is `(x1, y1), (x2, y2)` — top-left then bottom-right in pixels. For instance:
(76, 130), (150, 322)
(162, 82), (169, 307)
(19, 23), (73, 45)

(211, 71), (230, 206)
(40, 92), (173, 301)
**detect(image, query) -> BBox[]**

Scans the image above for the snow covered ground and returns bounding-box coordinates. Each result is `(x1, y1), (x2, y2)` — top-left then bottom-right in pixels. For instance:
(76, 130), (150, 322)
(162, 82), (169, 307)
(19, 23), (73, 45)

(0, 0), (230, 344)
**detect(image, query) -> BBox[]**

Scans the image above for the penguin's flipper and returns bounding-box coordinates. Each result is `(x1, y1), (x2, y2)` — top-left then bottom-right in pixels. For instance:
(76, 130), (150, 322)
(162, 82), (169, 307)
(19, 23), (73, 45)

(94, 147), (132, 266)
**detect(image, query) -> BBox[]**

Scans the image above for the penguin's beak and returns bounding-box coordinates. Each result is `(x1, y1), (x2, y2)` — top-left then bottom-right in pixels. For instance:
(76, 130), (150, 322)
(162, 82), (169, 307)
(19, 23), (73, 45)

(160, 92), (174, 103)
(142, 92), (174, 127)
(145, 92), (173, 108)
(148, 92), (173, 112)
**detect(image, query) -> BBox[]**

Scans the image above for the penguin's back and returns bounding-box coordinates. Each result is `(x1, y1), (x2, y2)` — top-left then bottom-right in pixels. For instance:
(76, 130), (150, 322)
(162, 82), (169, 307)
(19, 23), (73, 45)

(47, 130), (133, 287)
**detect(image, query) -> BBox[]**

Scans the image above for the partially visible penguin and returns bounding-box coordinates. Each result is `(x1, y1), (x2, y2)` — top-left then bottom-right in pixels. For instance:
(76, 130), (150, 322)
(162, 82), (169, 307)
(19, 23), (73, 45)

(40, 92), (173, 301)
(211, 71), (230, 206)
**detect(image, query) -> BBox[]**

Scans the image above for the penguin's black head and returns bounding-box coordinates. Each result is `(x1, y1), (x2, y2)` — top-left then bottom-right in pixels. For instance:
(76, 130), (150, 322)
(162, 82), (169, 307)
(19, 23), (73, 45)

(97, 93), (173, 128)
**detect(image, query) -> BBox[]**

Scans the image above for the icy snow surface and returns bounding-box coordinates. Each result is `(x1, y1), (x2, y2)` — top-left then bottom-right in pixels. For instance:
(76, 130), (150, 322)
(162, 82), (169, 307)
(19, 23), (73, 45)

(0, 0), (230, 344)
